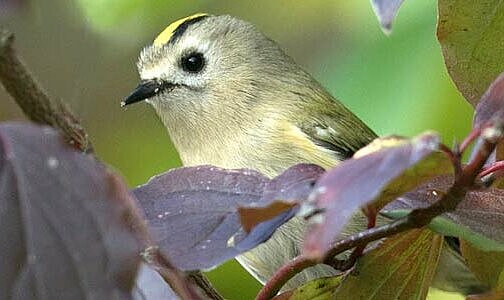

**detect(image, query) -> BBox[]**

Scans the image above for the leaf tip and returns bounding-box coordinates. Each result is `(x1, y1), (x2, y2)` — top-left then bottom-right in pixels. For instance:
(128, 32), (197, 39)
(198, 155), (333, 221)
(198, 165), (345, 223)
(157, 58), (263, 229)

(370, 0), (405, 35)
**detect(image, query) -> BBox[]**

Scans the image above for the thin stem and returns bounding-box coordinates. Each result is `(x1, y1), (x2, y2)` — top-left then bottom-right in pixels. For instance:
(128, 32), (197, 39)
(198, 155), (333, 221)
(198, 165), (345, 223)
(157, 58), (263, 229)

(0, 28), (92, 152)
(255, 256), (318, 300)
(0, 28), (223, 300)
(257, 123), (503, 299)
(328, 206), (377, 271)
(459, 126), (482, 154)
(322, 217), (413, 263)
(479, 160), (504, 178)
(439, 143), (462, 177)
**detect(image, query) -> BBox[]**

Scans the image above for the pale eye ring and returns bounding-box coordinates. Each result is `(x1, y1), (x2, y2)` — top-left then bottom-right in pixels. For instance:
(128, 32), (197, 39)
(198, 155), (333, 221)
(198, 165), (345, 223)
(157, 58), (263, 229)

(181, 52), (205, 73)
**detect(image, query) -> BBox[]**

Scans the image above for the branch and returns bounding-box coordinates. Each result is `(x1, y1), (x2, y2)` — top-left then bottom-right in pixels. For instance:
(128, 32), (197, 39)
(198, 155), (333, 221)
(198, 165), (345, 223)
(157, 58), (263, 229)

(256, 256), (318, 300)
(479, 160), (504, 178)
(0, 28), (222, 299)
(0, 28), (92, 152)
(257, 123), (503, 299)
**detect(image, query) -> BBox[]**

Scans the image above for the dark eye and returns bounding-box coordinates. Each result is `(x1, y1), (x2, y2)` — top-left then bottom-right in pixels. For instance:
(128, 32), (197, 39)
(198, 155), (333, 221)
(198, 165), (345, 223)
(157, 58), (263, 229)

(181, 52), (205, 73)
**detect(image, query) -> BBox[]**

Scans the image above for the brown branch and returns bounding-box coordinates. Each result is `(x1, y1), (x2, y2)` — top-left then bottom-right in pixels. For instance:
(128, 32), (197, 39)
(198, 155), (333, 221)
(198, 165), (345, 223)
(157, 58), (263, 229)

(256, 123), (503, 299)
(256, 256), (318, 300)
(1, 28), (222, 299)
(0, 28), (92, 152)
(459, 126), (483, 154)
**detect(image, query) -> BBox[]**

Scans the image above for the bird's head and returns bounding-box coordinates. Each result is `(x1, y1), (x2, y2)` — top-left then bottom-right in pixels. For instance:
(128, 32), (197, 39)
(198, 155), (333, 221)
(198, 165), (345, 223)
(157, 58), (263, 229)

(122, 14), (308, 124)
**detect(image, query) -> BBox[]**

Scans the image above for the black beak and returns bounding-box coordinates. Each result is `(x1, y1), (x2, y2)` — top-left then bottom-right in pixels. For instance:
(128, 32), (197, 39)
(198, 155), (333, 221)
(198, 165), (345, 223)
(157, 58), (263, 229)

(121, 79), (173, 107)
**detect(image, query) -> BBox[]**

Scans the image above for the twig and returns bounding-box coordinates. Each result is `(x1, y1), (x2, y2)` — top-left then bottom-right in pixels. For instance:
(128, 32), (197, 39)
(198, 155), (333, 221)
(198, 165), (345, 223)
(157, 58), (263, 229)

(0, 28), (92, 152)
(1, 28), (222, 299)
(256, 256), (318, 300)
(328, 206), (377, 271)
(459, 126), (483, 154)
(479, 160), (504, 178)
(256, 123), (503, 299)
(439, 142), (462, 177)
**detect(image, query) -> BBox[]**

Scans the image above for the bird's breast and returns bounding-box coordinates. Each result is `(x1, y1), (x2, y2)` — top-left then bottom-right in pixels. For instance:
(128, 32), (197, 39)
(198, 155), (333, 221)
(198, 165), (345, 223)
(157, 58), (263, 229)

(171, 117), (340, 178)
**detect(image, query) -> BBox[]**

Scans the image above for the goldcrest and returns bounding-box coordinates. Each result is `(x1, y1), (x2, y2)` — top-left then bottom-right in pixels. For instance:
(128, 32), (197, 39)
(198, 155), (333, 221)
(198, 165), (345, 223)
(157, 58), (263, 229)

(123, 14), (485, 294)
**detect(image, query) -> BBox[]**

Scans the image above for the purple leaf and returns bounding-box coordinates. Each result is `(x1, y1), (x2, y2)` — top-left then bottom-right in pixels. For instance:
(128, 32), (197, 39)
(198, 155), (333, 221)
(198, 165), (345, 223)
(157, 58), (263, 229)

(233, 209), (297, 252)
(133, 164), (324, 271)
(0, 0), (25, 17)
(132, 264), (178, 300)
(471, 72), (504, 164)
(371, 0), (406, 34)
(261, 163), (324, 204)
(238, 163), (325, 232)
(474, 72), (504, 128)
(384, 175), (504, 249)
(0, 122), (143, 299)
(303, 133), (450, 258)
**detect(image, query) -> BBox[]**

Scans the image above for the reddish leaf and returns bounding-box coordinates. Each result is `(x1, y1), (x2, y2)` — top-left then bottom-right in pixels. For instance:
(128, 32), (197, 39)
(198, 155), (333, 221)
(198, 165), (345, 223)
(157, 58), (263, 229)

(473, 72), (504, 167)
(133, 164), (323, 271)
(303, 133), (450, 258)
(0, 123), (143, 299)
(371, 0), (406, 34)
(238, 163), (324, 233)
(238, 202), (296, 233)
(474, 72), (504, 128)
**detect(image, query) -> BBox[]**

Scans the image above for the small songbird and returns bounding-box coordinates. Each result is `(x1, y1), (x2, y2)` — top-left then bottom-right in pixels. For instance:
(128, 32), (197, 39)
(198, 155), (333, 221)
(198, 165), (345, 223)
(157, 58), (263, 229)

(123, 14), (485, 294)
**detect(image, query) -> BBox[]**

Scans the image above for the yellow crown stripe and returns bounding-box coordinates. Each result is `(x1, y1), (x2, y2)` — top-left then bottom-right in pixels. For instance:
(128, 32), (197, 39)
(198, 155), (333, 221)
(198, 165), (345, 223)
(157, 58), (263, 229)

(153, 13), (209, 46)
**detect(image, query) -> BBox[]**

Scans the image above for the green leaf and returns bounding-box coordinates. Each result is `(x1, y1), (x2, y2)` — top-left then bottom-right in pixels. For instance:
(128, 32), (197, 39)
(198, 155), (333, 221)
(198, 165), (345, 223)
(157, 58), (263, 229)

(437, 0), (504, 106)
(499, 270), (504, 289)
(460, 240), (504, 289)
(274, 276), (344, 300)
(333, 229), (443, 300)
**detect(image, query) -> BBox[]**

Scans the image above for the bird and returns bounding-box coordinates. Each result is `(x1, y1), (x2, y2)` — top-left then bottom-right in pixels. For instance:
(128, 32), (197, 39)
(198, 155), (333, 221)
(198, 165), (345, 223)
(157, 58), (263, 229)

(122, 13), (485, 294)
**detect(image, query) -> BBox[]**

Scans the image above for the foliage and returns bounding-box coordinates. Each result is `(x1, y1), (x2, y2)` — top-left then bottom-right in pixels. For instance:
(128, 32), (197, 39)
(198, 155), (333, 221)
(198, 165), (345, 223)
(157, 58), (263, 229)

(383, 175), (504, 252)
(133, 164), (320, 271)
(0, 123), (143, 299)
(0, 1), (504, 300)
(331, 229), (443, 300)
(302, 133), (451, 257)
(438, 0), (504, 107)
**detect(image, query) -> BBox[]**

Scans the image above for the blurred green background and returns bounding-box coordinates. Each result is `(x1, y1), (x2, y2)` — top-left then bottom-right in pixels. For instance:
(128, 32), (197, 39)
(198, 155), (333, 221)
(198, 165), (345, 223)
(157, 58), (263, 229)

(0, 0), (471, 299)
